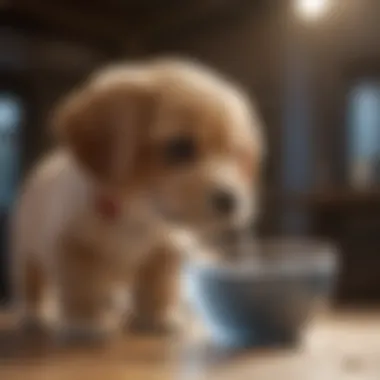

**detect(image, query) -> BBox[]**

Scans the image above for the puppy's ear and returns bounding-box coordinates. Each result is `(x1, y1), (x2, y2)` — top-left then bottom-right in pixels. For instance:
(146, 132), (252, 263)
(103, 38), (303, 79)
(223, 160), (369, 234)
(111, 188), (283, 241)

(52, 84), (156, 185)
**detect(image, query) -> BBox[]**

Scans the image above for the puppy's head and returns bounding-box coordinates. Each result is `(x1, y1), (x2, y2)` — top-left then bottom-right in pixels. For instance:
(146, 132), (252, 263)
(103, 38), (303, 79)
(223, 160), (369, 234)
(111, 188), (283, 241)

(54, 58), (264, 233)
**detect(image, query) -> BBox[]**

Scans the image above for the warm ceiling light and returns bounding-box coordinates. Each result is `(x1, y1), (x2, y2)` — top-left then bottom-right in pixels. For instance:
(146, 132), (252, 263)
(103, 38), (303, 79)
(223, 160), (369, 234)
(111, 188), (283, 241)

(295, 0), (330, 21)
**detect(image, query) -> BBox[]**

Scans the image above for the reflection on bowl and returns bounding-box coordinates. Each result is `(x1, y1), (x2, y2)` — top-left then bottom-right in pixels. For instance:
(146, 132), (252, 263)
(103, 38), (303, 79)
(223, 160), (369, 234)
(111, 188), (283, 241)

(183, 238), (338, 348)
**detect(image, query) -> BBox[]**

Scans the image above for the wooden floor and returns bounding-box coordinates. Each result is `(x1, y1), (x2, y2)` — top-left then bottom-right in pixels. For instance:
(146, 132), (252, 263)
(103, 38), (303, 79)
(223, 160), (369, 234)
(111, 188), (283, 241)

(1, 311), (380, 379)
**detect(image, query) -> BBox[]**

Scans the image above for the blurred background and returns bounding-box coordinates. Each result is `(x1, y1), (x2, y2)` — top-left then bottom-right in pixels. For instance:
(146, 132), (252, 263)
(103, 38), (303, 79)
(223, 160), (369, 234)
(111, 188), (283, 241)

(0, 0), (380, 308)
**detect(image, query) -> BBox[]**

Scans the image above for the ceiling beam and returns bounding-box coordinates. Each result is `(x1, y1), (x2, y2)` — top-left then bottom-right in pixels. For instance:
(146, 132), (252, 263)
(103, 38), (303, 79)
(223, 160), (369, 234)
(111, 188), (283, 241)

(145, 0), (261, 48)
(10, 0), (145, 55)
(10, 0), (238, 51)
(5, 0), (264, 57)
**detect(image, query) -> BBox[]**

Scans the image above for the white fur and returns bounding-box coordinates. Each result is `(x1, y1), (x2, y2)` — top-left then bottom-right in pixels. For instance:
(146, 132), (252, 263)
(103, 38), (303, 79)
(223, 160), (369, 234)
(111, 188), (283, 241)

(12, 150), (162, 268)
(11, 150), (168, 329)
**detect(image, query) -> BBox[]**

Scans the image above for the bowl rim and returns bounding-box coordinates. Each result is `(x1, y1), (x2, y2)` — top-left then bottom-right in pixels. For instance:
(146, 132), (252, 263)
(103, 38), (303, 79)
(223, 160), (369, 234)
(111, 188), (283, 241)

(185, 237), (339, 279)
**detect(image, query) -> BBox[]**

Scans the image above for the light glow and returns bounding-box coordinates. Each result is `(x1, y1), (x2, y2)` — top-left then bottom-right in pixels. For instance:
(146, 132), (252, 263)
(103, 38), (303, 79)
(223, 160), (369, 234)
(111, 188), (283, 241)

(295, 0), (330, 21)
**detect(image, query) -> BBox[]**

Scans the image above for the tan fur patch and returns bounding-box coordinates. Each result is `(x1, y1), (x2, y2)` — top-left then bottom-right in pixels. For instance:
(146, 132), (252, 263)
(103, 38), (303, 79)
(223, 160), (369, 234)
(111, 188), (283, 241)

(53, 85), (157, 190)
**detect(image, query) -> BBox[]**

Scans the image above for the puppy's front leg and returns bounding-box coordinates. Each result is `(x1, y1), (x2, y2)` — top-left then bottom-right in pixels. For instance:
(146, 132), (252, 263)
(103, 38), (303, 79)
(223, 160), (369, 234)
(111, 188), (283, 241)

(55, 239), (125, 342)
(130, 243), (181, 334)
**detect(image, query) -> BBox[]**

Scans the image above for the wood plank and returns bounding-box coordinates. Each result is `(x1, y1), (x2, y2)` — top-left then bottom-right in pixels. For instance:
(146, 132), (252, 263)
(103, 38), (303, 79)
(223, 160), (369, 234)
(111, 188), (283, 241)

(1, 311), (380, 379)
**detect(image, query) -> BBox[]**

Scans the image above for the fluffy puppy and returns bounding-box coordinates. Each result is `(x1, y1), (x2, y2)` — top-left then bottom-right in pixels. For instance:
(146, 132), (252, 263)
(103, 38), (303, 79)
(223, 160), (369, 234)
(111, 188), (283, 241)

(10, 58), (264, 341)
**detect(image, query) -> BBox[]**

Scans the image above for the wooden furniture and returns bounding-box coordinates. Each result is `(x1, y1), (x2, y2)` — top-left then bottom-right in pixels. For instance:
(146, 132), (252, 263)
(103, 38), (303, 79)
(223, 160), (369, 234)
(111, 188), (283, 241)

(1, 310), (380, 379)
(308, 190), (380, 305)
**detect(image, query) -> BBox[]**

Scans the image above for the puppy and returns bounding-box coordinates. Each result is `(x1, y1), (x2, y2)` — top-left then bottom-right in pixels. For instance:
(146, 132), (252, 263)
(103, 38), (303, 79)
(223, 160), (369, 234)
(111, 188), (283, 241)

(10, 58), (264, 341)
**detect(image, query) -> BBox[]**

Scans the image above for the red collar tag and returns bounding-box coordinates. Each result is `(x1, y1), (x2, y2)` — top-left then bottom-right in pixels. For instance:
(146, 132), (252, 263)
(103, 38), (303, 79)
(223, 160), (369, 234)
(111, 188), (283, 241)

(94, 194), (121, 221)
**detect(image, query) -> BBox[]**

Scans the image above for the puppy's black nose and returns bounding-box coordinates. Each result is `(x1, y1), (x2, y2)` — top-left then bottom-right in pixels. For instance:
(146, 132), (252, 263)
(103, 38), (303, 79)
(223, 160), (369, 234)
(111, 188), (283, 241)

(210, 189), (236, 215)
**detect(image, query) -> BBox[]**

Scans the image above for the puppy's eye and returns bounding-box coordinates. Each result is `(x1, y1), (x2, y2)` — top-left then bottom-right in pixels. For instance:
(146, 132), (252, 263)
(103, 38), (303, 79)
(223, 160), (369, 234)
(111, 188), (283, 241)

(163, 137), (197, 165)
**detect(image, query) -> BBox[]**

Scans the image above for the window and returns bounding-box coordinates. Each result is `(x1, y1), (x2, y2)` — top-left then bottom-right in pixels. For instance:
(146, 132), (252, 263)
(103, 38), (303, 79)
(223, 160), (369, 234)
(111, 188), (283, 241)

(0, 93), (23, 210)
(347, 82), (380, 189)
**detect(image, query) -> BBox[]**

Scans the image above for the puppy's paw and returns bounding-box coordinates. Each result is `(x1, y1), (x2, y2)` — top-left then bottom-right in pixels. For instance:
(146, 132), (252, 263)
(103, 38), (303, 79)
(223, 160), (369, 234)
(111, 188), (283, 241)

(18, 314), (46, 336)
(53, 320), (118, 345)
(128, 314), (179, 336)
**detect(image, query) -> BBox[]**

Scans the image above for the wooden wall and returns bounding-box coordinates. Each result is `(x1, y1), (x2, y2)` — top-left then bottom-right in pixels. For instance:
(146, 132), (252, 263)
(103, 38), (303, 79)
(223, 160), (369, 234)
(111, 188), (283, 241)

(3, 0), (380, 302)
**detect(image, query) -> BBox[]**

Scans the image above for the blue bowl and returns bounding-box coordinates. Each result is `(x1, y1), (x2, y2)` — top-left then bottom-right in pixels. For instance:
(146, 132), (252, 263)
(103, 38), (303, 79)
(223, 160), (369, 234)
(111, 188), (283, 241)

(183, 239), (338, 348)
